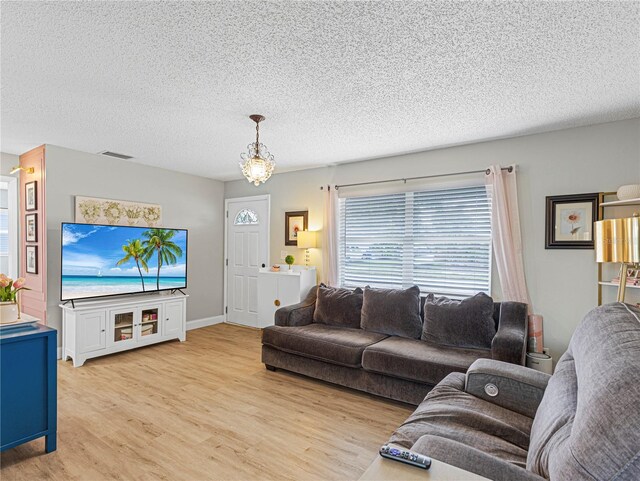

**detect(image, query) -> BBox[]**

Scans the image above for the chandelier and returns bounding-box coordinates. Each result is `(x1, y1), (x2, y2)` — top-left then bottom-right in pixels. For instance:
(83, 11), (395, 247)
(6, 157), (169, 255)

(239, 114), (275, 186)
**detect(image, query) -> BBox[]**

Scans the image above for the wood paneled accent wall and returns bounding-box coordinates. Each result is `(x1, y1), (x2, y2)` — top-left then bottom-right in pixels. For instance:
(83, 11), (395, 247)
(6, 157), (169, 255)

(19, 145), (47, 321)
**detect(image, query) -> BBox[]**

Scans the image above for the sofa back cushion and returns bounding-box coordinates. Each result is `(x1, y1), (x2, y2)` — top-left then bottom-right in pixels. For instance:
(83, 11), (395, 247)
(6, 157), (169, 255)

(527, 303), (640, 480)
(420, 297), (501, 331)
(313, 284), (363, 328)
(421, 292), (496, 349)
(361, 286), (422, 338)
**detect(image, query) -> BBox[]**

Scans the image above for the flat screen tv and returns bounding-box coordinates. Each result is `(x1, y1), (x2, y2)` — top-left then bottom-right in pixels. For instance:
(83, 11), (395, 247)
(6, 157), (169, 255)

(61, 222), (188, 301)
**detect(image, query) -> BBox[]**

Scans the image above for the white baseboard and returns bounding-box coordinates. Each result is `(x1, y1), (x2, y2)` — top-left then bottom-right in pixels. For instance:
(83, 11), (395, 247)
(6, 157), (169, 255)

(186, 315), (225, 331)
(57, 347), (62, 360)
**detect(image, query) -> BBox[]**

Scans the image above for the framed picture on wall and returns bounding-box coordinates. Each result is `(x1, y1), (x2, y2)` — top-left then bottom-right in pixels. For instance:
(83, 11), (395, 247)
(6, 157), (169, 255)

(285, 210), (308, 246)
(545, 193), (599, 249)
(25, 181), (37, 211)
(26, 213), (38, 242)
(26, 245), (38, 274)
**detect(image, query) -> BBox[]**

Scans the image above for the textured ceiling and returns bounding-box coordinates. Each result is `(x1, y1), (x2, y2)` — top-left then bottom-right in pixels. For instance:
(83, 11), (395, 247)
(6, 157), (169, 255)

(2, 1), (639, 180)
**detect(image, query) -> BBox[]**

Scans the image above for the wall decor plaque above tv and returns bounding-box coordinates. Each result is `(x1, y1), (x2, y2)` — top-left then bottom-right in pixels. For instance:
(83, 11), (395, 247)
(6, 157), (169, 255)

(61, 223), (188, 301)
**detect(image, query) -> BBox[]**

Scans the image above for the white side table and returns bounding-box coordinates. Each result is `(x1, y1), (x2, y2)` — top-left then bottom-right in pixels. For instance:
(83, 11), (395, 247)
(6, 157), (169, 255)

(359, 455), (489, 481)
(257, 266), (316, 328)
(526, 352), (553, 374)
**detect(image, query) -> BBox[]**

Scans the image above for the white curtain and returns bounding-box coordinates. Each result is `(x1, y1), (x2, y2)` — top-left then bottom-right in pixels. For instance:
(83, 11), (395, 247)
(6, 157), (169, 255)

(321, 185), (339, 286)
(485, 165), (532, 309)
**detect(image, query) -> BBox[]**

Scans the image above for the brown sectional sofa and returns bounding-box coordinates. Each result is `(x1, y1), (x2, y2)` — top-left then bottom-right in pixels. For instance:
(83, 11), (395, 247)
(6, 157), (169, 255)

(261, 286), (528, 405)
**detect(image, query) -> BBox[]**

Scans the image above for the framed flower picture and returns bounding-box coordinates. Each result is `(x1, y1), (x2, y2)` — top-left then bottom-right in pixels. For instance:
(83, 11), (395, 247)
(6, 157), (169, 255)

(26, 213), (38, 242)
(26, 245), (38, 274)
(545, 193), (599, 249)
(285, 211), (308, 246)
(25, 181), (37, 211)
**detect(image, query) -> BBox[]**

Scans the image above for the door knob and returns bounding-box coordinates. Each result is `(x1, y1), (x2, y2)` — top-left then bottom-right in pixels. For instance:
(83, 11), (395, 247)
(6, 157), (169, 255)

(274, 299), (281, 307)
(262, 263), (266, 268)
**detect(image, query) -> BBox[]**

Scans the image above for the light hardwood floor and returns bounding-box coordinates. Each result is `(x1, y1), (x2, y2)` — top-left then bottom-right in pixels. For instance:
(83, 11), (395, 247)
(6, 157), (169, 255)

(1, 323), (413, 481)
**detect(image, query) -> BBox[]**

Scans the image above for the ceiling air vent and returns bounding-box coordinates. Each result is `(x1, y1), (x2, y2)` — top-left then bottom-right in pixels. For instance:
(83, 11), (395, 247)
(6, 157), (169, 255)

(98, 150), (134, 160)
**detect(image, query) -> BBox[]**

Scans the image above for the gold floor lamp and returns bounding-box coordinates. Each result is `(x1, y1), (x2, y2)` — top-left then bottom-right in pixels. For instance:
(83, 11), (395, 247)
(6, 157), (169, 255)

(595, 215), (640, 303)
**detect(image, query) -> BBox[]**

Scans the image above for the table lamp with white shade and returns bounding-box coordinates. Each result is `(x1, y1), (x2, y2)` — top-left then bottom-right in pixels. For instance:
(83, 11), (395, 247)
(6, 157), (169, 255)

(595, 215), (640, 302)
(297, 231), (317, 269)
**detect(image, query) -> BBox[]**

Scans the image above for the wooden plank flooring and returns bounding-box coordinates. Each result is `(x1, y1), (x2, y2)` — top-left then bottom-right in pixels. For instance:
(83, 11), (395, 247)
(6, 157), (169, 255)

(1, 323), (413, 480)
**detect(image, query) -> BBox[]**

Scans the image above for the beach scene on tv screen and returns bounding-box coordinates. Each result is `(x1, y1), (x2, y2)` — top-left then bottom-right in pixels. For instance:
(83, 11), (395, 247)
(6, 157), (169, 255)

(61, 224), (187, 300)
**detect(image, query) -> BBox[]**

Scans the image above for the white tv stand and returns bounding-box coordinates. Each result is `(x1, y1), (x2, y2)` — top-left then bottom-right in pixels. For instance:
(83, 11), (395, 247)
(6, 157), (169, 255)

(60, 293), (188, 367)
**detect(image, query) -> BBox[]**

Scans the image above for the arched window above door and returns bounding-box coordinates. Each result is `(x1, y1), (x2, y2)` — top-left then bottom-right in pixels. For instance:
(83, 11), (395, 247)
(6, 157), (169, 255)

(234, 208), (259, 225)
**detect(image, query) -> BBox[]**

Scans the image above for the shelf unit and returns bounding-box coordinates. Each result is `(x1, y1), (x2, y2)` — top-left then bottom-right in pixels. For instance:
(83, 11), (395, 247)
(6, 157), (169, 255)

(597, 193), (640, 305)
(60, 293), (187, 367)
(599, 197), (640, 207)
(599, 281), (640, 289)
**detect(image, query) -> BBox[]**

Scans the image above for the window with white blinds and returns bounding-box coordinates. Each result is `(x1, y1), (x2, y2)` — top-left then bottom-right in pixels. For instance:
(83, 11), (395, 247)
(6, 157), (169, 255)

(338, 185), (492, 299)
(0, 184), (10, 276)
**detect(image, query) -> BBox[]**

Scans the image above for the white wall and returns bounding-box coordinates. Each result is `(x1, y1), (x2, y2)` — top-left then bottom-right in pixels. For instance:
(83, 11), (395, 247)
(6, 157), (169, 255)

(0, 152), (20, 176)
(225, 118), (640, 359)
(228, 166), (330, 271)
(45, 145), (225, 344)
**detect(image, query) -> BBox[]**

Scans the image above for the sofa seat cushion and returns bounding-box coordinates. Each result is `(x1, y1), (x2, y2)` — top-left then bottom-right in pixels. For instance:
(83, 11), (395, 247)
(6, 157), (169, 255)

(362, 336), (491, 385)
(262, 324), (388, 368)
(389, 372), (532, 469)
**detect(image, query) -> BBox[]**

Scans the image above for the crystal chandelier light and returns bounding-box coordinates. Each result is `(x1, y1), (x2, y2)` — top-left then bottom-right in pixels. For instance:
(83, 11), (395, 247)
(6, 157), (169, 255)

(239, 114), (275, 186)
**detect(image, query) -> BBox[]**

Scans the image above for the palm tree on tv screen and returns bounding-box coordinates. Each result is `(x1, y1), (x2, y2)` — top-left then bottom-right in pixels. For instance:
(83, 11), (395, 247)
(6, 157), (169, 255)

(142, 228), (183, 291)
(116, 239), (149, 291)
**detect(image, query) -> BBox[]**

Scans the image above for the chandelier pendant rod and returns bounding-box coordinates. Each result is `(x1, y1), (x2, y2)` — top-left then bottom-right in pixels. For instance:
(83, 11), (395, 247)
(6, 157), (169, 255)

(240, 114), (274, 186)
(249, 114), (265, 149)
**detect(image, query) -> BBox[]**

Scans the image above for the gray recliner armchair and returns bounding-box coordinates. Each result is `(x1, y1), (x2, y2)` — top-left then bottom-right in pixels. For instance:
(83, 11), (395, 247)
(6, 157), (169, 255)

(387, 302), (640, 480)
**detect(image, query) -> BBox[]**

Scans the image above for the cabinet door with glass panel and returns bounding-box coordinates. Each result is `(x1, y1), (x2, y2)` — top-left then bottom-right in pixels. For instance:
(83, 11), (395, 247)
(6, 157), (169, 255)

(109, 307), (139, 348)
(109, 304), (163, 347)
(138, 304), (163, 343)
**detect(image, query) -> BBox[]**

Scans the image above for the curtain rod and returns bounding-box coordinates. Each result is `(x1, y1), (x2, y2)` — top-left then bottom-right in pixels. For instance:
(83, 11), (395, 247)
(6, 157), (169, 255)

(320, 166), (513, 190)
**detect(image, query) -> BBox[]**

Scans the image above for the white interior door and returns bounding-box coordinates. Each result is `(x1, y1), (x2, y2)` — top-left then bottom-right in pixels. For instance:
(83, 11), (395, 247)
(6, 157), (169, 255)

(226, 196), (270, 327)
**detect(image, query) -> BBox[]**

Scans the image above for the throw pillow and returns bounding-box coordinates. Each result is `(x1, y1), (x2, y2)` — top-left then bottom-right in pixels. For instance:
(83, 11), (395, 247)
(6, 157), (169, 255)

(360, 286), (422, 338)
(422, 292), (496, 349)
(313, 284), (364, 328)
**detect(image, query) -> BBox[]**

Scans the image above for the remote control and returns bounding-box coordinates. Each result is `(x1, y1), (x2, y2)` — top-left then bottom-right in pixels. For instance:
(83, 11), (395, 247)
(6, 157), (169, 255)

(379, 444), (431, 469)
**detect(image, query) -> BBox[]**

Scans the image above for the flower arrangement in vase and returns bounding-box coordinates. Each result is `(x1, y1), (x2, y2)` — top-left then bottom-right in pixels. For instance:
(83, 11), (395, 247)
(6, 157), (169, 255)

(0, 274), (30, 324)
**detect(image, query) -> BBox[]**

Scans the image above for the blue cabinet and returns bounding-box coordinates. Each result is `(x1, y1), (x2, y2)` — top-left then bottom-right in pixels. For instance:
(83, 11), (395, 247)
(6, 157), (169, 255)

(0, 323), (57, 453)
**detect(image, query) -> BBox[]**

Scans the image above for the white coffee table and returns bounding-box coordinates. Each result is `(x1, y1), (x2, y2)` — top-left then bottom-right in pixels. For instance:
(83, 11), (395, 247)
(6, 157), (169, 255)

(359, 455), (490, 481)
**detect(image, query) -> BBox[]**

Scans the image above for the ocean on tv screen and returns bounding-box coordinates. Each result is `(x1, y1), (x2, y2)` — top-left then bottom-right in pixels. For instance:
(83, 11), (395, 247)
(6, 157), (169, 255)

(61, 223), (187, 300)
